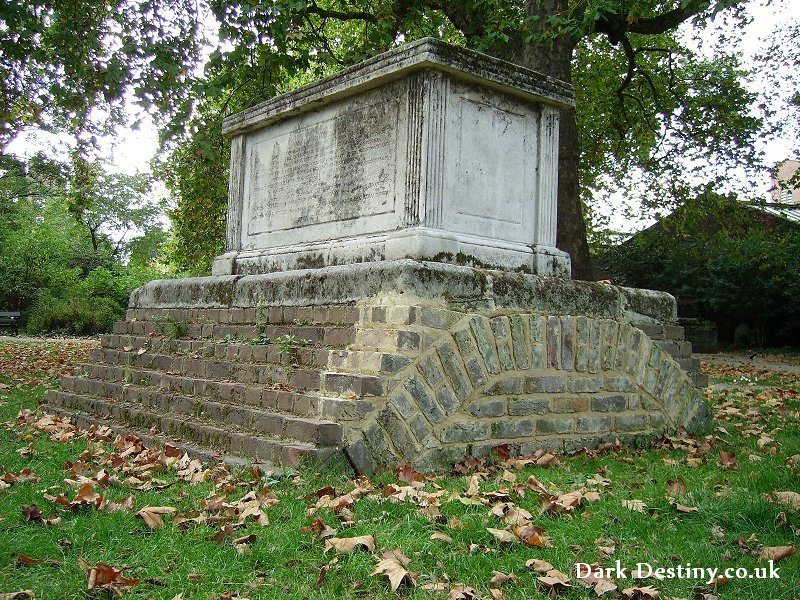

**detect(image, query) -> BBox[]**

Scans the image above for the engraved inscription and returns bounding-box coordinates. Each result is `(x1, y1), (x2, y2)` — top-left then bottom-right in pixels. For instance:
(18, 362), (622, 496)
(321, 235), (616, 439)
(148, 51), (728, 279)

(245, 95), (400, 239)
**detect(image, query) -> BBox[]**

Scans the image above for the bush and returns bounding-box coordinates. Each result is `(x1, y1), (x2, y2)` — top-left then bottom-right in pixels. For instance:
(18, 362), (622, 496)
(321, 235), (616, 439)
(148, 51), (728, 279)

(27, 294), (124, 336)
(603, 202), (800, 347)
(24, 265), (163, 336)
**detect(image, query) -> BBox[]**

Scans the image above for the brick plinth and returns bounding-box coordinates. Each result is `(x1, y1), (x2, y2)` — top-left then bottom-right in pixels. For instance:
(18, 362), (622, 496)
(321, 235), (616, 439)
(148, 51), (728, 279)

(44, 261), (712, 473)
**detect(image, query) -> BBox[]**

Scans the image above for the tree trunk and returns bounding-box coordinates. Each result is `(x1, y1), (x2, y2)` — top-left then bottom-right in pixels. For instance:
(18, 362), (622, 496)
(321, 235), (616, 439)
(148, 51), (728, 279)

(515, 0), (593, 280)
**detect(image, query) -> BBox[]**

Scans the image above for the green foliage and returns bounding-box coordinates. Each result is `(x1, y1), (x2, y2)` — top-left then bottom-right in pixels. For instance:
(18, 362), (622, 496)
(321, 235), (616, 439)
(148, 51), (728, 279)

(275, 333), (310, 362)
(603, 194), (800, 346)
(26, 290), (123, 335)
(0, 0), (203, 149)
(0, 154), (171, 334)
(249, 332), (271, 346)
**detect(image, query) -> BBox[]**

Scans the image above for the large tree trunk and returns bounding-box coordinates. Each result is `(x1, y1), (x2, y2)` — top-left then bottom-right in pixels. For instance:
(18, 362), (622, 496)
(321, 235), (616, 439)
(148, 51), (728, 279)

(515, 0), (593, 280)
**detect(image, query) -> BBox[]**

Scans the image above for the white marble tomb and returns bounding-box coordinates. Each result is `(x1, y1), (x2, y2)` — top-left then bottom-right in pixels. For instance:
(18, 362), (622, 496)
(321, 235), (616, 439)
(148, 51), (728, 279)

(212, 37), (574, 277)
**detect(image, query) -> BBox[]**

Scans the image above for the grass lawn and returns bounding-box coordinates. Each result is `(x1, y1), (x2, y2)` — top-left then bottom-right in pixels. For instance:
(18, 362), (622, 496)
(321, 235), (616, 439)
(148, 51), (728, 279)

(0, 339), (798, 599)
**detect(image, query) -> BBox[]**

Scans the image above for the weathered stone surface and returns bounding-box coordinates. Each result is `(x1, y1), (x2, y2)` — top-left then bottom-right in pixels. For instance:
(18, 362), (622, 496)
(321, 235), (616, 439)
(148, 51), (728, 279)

(591, 395), (627, 412)
(508, 397), (550, 416)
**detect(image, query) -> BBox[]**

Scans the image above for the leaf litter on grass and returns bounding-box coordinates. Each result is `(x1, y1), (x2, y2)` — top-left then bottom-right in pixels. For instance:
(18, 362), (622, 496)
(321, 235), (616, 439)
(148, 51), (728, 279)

(1, 344), (799, 597)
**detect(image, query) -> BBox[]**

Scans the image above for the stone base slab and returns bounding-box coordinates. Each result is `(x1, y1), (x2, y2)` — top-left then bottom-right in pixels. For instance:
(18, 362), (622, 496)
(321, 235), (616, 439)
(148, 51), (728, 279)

(213, 228), (571, 277)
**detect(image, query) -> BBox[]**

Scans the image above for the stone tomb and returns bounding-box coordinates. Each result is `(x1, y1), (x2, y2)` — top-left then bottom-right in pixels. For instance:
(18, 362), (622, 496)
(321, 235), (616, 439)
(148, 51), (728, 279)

(213, 37), (572, 277)
(45, 39), (711, 473)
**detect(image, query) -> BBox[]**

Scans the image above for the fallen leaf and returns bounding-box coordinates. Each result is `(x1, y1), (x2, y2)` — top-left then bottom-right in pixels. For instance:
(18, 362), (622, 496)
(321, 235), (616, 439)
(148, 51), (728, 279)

(670, 500), (699, 514)
(621, 586), (659, 598)
(514, 524), (553, 547)
(79, 559), (139, 596)
(135, 506), (177, 529)
(757, 546), (795, 562)
(717, 451), (737, 469)
(487, 528), (517, 544)
(489, 571), (518, 587)
(371, 551), (416, 591)
(766, 491), (800, 512)
(324, 534), (376, 554)
(525, 559), (553, 573)
(538, 569), (571, 594)
(21, 505), (42, 522)
(431, 532), (453, 543)
(665, 479), (687, 496)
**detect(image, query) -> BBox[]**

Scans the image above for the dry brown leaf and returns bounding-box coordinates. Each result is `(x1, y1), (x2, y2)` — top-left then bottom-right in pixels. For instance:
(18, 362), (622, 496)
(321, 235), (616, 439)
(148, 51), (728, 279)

(717, 451), (737, 469)
(79, 559), (139, 596)
(670, 500), (699, 514)
(665, 479), (687, 496)
(488, 571), (518, 587)
(766, 491), (800, 512)
(757, 546), (795, 561)
(575, 564), (619, 597)
(21, 505), (42, 522)
(323, 534), (376, 554)
(448, 584), (485, 599)
(621, 586), (660, 598)
(487, 528), (517, 544)
(371, 553), (416, 591)
(525, 559), (554, 573)
(135, 506), (177, 529)
(431, 532), (453, 543)
(0, 593), (35, 600)
(538, 569), (571, 594)
(514, 523), (553, 547)
(301, 518), (337, 539)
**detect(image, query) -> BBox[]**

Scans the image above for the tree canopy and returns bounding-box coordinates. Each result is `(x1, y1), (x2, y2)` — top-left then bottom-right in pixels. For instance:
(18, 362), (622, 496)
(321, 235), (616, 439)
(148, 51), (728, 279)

(2, 0), (797, 276)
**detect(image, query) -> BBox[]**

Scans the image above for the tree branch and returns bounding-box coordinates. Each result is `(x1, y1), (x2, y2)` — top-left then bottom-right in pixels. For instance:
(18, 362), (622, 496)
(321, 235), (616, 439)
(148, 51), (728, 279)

(305, 1), (378, 24)
(628, 1), (712, 35)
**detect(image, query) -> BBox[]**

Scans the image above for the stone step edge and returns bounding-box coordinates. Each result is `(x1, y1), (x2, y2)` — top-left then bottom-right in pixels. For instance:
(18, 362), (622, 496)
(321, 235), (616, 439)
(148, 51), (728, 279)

(43, 405), (345, 471)
(46, 390), (343, 455)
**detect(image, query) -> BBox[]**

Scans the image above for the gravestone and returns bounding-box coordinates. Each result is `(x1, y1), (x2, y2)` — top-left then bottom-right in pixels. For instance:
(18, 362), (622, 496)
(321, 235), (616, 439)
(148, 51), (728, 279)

(46, 38), (711, 473)
(213, 38), (571, 277)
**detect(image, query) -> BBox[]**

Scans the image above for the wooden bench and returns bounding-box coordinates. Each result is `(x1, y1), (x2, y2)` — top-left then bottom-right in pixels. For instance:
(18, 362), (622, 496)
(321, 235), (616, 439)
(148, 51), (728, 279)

(0, 312), (21, 335)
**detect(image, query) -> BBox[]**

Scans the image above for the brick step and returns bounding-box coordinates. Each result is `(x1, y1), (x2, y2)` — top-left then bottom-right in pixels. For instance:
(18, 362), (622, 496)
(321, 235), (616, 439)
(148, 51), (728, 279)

(99, 335), (332, 368)
(45, 390), (342, 466)
(326, 349), (412, 374)
(353, 327), (422, 353)
(111, 321), (356, 348)
(62, 370), (374, 422)
(43, 405), (254, 468)
(125, 305), (362, 328)
(53, 385), (341, 445)
(653, 339), (692, 359)
(85, 348), (323, 390)
(77, 354), (385, 401)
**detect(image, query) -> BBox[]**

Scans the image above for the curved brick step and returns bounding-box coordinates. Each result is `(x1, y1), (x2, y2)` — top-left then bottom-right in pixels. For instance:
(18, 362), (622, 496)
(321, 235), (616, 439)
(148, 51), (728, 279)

(45, 390), (343, 467)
